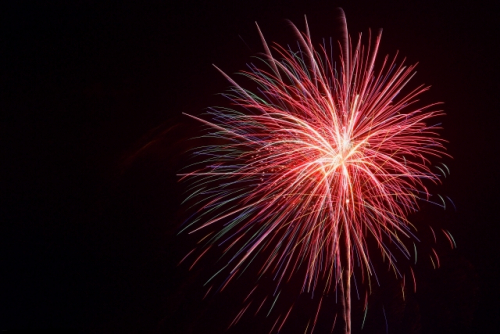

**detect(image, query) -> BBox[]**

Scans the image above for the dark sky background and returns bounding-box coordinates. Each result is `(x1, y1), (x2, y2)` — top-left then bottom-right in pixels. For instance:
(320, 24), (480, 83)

(1, 0), (499, 333)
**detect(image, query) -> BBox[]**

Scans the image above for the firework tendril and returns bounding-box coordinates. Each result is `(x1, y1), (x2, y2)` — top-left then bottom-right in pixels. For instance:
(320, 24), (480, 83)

(180, 11), (449, 334)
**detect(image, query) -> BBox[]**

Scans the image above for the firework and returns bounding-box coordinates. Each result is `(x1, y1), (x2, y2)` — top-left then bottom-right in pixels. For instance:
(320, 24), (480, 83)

(180, 10), (449, 333)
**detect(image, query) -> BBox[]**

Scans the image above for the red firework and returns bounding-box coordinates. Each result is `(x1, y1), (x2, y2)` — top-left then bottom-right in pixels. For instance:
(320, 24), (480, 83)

(180, 11), (449, 334)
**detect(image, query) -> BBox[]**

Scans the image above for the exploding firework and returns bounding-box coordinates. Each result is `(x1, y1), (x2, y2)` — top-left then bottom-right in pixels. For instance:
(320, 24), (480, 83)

(179, 10), (451, 334)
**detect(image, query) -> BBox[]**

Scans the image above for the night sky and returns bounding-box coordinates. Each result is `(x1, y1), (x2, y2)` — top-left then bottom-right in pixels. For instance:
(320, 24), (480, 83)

(2, 1), (499, 333)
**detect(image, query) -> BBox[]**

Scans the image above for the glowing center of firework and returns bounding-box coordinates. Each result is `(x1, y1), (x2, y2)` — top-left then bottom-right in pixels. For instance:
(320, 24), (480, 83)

(321, 136), (354, 168)
(338, 137), (353, 160)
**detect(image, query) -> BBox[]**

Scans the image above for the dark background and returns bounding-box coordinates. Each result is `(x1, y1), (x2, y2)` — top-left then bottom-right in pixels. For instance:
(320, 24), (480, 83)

(1, 0), (498, 333)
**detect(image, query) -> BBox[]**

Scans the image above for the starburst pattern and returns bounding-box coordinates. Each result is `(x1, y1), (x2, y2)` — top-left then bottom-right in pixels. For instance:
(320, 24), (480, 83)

(180, 12), (448, 333)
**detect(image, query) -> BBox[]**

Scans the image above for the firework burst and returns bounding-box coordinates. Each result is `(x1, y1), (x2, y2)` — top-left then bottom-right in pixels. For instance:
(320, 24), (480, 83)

(180, 10), (449, 333)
